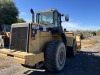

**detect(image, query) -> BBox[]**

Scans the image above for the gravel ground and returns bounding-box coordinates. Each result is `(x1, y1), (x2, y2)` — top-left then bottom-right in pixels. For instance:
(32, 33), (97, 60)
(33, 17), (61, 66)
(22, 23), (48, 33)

(0, 36), (100, 75)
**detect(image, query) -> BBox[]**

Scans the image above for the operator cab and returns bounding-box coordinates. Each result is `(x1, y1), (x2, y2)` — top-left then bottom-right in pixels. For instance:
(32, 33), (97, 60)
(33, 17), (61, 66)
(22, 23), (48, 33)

(36, 8), (69, 27)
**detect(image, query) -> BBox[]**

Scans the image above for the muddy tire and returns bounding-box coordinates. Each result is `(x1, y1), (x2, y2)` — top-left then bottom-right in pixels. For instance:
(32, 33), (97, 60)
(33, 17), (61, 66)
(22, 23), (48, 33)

(44, 40), (66, 72)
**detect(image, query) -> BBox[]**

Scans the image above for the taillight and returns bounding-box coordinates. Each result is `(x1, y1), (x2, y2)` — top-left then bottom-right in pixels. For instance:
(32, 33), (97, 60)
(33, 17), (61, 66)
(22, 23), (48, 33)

(31, 29), (35, 40)
(31, 34), (35, 40)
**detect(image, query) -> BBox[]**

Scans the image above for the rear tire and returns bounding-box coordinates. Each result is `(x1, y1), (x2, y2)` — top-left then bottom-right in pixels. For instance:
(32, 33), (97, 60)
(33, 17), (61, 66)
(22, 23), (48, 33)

(44, 40), (66, 72)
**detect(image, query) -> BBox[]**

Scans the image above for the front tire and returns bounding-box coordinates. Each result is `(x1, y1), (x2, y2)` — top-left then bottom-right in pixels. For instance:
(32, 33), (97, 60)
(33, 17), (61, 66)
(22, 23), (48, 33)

(70, 40), (77, 56)
(44, 40), (66, 72)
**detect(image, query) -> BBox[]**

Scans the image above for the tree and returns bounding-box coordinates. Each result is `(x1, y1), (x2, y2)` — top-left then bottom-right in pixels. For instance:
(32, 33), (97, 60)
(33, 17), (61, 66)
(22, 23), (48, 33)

(0, 0), (19, 25)
(17, 18), (26, 23)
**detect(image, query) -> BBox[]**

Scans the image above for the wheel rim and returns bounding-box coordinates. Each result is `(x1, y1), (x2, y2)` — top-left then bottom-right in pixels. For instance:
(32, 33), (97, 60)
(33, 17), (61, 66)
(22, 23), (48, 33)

(58, 47), (66, 66)
(56, 43), (66, 71)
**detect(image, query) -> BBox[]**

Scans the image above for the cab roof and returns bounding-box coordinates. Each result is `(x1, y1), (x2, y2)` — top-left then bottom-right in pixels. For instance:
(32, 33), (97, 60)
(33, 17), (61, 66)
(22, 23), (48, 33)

(37, 8), (62, 15)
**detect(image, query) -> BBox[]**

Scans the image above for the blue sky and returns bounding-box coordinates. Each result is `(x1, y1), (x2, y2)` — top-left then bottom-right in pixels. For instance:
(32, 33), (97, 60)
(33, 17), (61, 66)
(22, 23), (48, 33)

(14, 0), (100, 30)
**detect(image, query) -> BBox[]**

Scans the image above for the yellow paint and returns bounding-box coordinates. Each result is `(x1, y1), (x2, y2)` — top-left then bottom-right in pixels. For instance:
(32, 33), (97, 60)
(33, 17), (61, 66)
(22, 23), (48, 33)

(0, 48), (44, 66)
(66, 36), (75, 47)
(0, 28), (81, 67)
(29, 30), (52, 53)
(65, 31), (81, 50)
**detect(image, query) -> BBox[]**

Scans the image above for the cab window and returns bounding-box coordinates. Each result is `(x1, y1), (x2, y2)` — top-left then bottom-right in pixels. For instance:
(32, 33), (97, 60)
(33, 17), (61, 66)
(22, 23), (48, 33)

(54, 11), (61, 27)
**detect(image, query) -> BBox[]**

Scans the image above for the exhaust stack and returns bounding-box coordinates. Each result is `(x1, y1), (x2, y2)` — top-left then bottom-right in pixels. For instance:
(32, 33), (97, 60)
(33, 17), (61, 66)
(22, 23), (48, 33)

(30, 9), (34, 23)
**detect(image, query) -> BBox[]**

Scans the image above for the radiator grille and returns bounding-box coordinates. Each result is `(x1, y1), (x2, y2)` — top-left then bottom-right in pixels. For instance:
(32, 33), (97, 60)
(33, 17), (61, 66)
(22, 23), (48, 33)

(10, 27), (28, 52)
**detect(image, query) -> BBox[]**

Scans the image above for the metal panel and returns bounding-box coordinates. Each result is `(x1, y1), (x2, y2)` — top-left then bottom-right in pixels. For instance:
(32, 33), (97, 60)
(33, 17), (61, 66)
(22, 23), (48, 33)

(10, 27), (28, 52)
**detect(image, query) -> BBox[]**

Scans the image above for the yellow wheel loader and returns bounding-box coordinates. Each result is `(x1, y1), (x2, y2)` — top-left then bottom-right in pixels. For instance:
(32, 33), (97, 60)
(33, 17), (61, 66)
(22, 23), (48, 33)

(64, 31), (81, 53)
(0, 8), (81, 72)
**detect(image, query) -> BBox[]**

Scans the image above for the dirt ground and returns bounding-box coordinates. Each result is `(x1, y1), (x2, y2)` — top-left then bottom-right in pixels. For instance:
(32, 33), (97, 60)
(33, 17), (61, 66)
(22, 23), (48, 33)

(0, 36), (100, 75)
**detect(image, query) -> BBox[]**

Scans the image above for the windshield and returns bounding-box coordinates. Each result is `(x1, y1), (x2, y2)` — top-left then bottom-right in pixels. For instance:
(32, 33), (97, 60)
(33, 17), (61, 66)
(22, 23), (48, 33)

(39, 11), (53, 25)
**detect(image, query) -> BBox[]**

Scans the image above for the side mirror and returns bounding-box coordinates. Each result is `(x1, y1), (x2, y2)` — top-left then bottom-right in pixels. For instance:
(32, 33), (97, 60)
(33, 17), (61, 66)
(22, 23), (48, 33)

(65, 15), (69, 21)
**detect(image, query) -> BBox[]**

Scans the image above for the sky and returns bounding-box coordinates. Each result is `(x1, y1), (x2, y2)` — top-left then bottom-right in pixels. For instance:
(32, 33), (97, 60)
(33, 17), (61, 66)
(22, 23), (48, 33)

(14, 0), (100, 31)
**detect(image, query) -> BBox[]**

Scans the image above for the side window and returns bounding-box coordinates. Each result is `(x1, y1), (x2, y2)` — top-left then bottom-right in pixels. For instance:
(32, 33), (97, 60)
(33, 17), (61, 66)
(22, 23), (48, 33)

(54, 12), (61, 27)
(54, 12), (58, 27)
(36, 13), (39, 24)
(58, 14), (61, 26)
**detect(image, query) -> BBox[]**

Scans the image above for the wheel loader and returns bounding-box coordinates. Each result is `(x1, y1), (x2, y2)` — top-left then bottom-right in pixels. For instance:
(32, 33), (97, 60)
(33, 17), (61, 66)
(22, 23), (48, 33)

(64, 30), (81, 53)
(0, 8), (81, 72)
